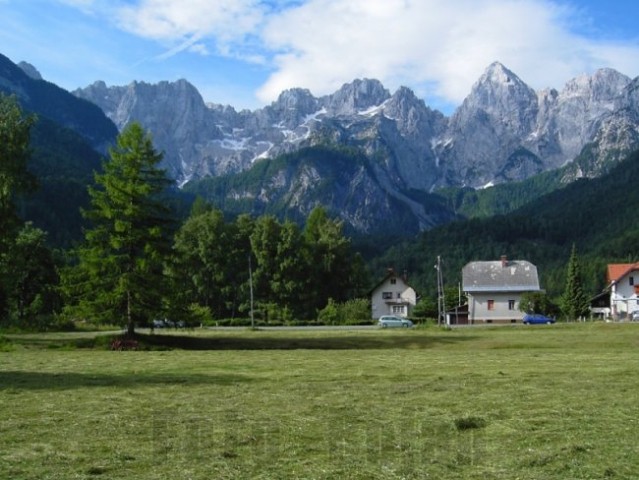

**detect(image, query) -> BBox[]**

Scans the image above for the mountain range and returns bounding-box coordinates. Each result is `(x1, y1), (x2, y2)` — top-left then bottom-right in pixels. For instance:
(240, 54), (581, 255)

(73, 61), (639, 234)
(2, 50), (639, 239)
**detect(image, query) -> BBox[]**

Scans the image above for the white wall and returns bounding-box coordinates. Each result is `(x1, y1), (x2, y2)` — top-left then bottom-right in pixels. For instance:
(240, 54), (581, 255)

(468, 292), (524, 323)
(371, 277), (416, 319)
(611, 271), (639, 316)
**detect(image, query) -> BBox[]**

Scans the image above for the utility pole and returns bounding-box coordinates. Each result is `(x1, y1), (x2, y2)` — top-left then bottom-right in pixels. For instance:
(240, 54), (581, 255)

(248, 254), (255, 329)
(436, 256), (445, 326)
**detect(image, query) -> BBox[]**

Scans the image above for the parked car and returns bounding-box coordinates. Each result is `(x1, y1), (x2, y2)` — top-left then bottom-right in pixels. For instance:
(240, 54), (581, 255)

(152, 318), (185, 328)
(378, 315), (413, 328)
(523, 313), (555, 325)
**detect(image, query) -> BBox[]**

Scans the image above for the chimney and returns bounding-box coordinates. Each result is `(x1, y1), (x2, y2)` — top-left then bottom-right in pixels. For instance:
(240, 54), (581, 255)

(501, 255), (508, 267)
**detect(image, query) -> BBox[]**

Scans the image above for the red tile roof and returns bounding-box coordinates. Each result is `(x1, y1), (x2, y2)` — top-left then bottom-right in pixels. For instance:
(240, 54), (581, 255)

(607, 263), (639, 284)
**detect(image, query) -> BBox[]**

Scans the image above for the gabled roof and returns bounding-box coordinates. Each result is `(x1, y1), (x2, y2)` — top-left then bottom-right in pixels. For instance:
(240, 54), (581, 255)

(462, 259), (540, 293)
(607, 263), (639, 285)
(369, 268), (412, 294)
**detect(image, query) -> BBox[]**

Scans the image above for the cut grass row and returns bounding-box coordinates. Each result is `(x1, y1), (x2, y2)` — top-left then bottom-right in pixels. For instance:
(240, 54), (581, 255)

(1, 323), (638, 479)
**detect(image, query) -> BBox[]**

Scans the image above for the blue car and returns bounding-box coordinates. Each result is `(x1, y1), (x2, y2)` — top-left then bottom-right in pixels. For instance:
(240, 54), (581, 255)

(523, 313), (555, 325)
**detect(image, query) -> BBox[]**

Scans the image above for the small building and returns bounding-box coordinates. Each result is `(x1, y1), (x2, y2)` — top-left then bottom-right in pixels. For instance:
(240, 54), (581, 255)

(605, 262), (639, 319)
(462, 256), (541, 324)
(446, 304), (469, 325)
(370, 269), (417, 319)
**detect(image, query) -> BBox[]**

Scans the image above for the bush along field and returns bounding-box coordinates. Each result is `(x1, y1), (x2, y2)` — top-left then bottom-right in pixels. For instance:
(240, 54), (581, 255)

(1, 323), (639, 479)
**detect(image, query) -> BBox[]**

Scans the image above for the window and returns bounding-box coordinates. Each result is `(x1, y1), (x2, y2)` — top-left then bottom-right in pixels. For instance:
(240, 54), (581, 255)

(397, 292), (401, 299)
(390, 278), (397, 285)
(631, 276), (635, 286)
(392, 305), (405, 314)
(382, 292), (393, 299)
(487, 300), (495, 310)
(508, 300), (515, 310)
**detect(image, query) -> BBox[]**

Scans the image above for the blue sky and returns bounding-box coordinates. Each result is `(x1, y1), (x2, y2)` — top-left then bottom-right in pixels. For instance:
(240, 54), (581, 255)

(1, 0), (638, 114)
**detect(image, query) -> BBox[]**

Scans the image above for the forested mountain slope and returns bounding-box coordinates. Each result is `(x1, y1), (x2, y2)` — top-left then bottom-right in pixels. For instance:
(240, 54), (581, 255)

(373, 149), (639, 300)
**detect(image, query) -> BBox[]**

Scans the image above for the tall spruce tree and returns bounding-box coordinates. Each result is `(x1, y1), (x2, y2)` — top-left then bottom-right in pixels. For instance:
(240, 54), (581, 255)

(560, 244), (590, 320)
(62, 123), (174, 334)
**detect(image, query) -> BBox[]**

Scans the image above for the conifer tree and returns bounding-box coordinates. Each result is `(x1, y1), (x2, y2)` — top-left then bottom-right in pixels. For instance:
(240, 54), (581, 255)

(560, 244), (590, 320)
(62, 123), (174, 334)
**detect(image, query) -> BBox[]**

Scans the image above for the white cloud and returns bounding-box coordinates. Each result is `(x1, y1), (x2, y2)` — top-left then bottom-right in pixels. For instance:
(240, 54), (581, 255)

(84, 0), (639, 109)
(256, 0), (639, 107)
(255, 0), (639, 105)
(116, 0), (265, 54)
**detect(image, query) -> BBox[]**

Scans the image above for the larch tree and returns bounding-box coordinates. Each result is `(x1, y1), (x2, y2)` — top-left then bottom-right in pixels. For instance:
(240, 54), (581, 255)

(62, 122), (175, 334)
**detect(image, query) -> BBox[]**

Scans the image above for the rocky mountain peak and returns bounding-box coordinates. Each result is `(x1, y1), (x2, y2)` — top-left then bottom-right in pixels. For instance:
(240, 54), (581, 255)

(466, 61), (537, 114)
(275, 88), (317, 110)
(562, 68), (630, 102)
(323, 78), (390, 116)
(483, 61), (518, 84)
(382, 86), (446, 139)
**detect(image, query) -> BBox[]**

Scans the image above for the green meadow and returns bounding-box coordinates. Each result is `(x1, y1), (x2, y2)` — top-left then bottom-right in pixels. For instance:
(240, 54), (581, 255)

(1, 324), (638, 479)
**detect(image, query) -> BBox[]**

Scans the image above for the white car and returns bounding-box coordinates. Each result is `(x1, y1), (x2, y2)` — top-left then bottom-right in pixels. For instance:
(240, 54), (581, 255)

(378, 315), (413, 328)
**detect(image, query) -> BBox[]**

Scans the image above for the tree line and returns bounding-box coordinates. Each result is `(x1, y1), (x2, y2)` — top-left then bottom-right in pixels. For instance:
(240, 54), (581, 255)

(0, 95), (368, 332)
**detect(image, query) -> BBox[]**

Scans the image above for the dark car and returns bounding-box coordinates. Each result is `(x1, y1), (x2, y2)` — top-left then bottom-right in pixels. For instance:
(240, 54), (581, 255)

(523, 313), (555, 325)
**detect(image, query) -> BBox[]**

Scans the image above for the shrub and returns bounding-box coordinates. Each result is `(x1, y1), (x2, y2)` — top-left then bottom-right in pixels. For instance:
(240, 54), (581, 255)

(317, 298), (371, 325)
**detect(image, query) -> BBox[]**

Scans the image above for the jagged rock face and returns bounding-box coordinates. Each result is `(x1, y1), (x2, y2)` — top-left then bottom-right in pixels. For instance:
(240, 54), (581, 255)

(75, 61), (639, 196)
(75, 79), (223, 181)
(75, 76), (445, 190)
(438, 63), (540, 187)
(530, 68), (631, 169)
(321, 78), (390, 116)
(562, 78), (639, 181)
(435, 63), (637, 188)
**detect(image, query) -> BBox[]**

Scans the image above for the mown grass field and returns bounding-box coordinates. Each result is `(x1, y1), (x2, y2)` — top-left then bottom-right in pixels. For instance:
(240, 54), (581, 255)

(1, 323), (638, 479)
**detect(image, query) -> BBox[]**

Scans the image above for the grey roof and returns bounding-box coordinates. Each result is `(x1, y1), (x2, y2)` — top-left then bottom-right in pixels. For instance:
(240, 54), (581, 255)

(462, 260), (540, 293)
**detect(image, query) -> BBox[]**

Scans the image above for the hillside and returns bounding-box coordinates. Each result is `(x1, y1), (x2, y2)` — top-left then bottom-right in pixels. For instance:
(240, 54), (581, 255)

(20, 117), (104, 247)
(184, 145), (459, 236)
(0, 53), (122, 247)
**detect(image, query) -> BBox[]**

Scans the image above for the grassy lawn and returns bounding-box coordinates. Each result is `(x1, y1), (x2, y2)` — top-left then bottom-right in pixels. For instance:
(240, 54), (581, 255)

(1, 323), (638, 479)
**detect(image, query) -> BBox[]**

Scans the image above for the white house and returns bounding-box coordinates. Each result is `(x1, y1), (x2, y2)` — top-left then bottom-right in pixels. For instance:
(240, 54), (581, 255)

(462, 256), (541, 324)
(370, 269), (417, 319)
(605, 263), (639, 319)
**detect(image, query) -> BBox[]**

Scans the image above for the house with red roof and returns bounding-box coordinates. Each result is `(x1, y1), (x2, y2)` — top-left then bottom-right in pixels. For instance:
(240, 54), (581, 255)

(605, 262), (639, 319)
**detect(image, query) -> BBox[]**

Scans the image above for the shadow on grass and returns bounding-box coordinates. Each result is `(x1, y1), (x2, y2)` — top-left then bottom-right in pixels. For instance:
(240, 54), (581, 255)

(0, 371), (254, 391)
(135, 332), (475, 351)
